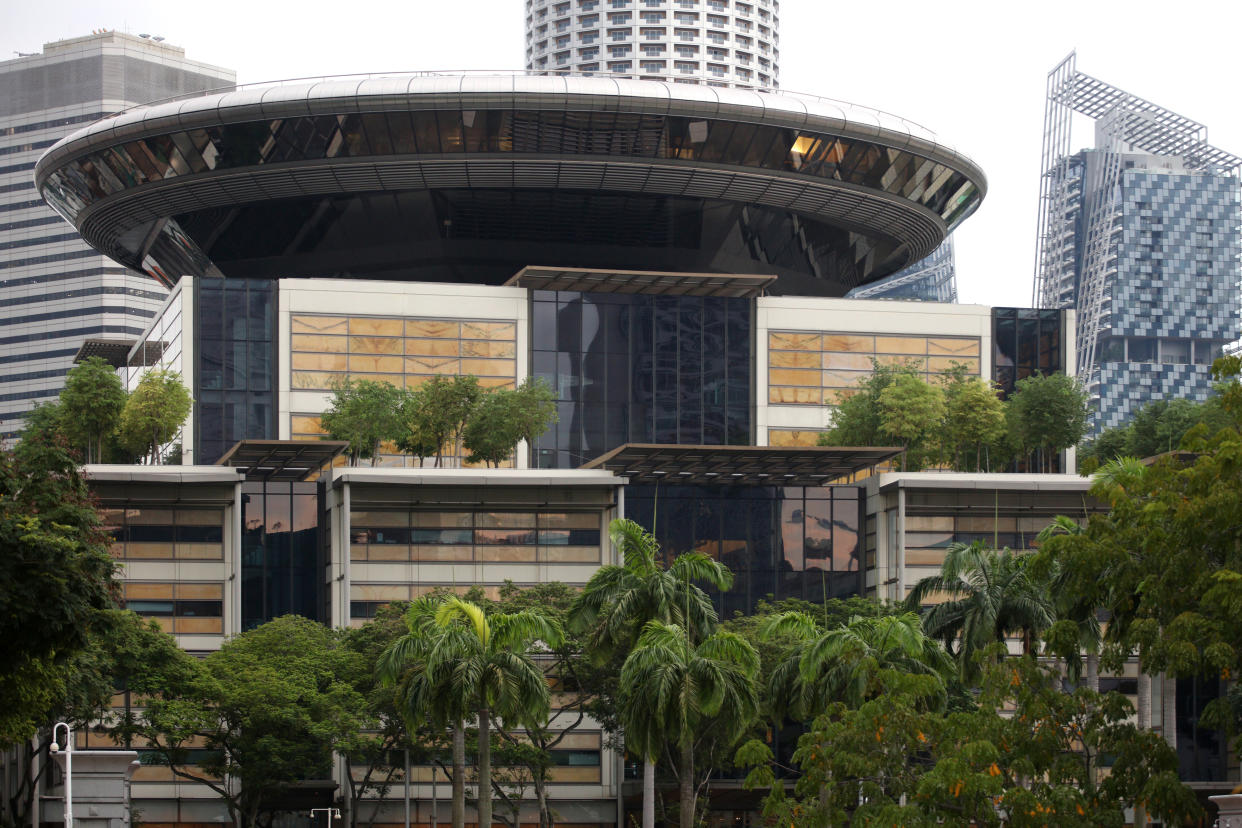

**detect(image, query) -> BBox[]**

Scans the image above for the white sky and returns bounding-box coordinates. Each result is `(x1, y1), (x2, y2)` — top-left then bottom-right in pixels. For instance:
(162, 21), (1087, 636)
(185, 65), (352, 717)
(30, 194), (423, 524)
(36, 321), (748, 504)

(7, 0), (1242, 307)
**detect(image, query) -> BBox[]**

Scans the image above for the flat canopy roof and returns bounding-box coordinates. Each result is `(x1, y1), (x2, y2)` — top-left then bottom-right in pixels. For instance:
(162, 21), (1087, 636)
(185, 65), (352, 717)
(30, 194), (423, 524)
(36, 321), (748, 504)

(216, 439), (349, 481)
(74, 338), (135, 367)
(505, 266), (776, 298)
(580, 443), (902, 486)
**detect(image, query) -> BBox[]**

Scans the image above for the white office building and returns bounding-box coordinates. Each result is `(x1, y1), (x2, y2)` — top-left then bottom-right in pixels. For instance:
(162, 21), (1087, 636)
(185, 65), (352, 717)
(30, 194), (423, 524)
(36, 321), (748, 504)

(0, 31), (233, 440)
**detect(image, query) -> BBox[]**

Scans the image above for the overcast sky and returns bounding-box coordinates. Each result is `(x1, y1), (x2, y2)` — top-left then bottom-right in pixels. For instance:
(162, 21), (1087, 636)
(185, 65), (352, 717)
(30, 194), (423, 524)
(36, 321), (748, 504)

(7, 0), (1242, 307)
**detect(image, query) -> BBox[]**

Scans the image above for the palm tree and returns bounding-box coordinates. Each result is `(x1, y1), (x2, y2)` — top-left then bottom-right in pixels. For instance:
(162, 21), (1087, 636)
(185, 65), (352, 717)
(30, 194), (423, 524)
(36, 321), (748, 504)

(620, 621), (759, 828)
(763, 610), (954, 719)
(380, 596), (563, 828)
(904, 541), (1055, 681)
(1035, 515), (1103, 692)
(569, 518), (733, 828)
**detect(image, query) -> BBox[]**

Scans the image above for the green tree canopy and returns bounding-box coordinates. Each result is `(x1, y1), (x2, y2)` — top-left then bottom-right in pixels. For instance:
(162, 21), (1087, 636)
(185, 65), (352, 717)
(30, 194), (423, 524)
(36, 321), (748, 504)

(746, 656), (1198, 827)
(139, 615), (369, 828)
(878, 371), (946, 471)
(1006, 372), (1089, 473)
(320, 378), (406, 466)
(1081, 395), (1231, 467)
(118, 368), (192, 464)
(462, 378), (557, 467)
(0, 436), (117, 746)
(60, 356), (128, 463)
(942, 371), (1007, 472)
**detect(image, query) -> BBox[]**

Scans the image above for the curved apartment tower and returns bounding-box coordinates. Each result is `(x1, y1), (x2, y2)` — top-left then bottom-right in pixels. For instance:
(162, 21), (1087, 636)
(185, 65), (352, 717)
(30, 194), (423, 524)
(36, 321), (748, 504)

(525, 0), (779, 89)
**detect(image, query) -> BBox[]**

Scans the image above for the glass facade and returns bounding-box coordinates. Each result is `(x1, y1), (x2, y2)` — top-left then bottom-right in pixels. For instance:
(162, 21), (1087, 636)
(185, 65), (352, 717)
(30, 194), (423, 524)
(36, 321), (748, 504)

(241, 480), (321, 630)
(531, 291), (751, 468)
(122, 582), (224, 636)
(195, 279), (276, 463)
(625, 484), (863, 616)
(991, 307), (1064, 398)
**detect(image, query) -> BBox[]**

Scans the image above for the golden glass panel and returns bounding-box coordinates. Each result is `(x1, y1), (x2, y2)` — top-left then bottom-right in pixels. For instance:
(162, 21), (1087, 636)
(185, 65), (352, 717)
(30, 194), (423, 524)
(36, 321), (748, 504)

(406, 320), (461, 338)
(927, 337), (980, 356)
(769, 387), (820, 404)
(875, 336), (930, 355)
(769, 350), (820, 368)
(549, 767), (600, 783)
(350, 545), (369, 561)
(822, 369), (869, 388)
(905, 549), (948, 567)
(291, 415), (326, 435)
(367, 546), (410, 561)
(479, 377), (515, 389)
(352, 511), (408, 527)
(875, 354), (924, 368)
(477, 512), (536, 528)
(348, 336), (403, 355)
(291, 371), (345, 389)
(406, 337), (461, 357)
(125, 543), (174, 559)
(460, 358), (515, 377)
(958, 515), (1017, 532)
(461, 340), (517, 358)
(412, 546), (474, 561)
(461, 321), (516, 339)
(175, 618), (224, 635)
(129, 508), (173, 525)
(405, 357), (461, 375)
(769, 368), (820, 387)
(767, 429), (824, 447)
(821, 352), (873, 371)
(540, 543), (599, 562)
(768, 331), (821, 351)
(555, 732), (602, 749)
(826, 388), (858, 404)
(291, 316), (348, 334)
(175, 543), (223, 560)
(353, 584), (408, 600)
(292, 353), (348, 371)
(412, 512), (473, 527)
(348, 317), (404, 337)
(822, 334), (875, 352)
(927, 356), (979, 374)
(905, 515), (953, 531)
(348, 355), (404, 374)
(125, 583), (174, 599)
(291, 334), (346, 353)
(178, 510), (224, 526)
(539, 512), (599, 528)
(480, 546), (538, 562)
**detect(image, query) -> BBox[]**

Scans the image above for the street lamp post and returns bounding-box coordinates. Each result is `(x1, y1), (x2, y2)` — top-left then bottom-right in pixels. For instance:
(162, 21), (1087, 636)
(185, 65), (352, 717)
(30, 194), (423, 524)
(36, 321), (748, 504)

(310, 807), (341, 828)
(50, 722), (73, 828)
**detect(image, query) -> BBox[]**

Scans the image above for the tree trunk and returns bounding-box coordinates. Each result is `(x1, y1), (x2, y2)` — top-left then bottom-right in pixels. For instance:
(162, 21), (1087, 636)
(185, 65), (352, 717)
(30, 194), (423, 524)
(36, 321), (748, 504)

(478, 709), (492, 828)
(1086, 652), (1099, 694)
(1136, 665), (1151, 828)
(642, 758), (655, 828)
(452, 721), (466, 828)
(679, 741), (695, 828)
(534, 773), (550, 828)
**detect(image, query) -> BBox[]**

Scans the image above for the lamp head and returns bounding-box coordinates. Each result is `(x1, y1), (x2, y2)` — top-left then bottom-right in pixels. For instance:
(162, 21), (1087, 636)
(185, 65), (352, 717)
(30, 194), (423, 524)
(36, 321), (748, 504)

(50, 742), (60, 753)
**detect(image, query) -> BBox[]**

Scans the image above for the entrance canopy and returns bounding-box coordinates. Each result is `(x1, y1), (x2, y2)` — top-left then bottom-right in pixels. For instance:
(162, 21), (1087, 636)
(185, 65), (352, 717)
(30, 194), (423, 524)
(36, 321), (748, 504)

(580, 443), (902, 486)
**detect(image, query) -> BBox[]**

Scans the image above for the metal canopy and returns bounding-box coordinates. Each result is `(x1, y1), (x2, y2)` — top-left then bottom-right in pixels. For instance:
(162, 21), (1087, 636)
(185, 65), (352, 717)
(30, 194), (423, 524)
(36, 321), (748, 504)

(216, 439), (349, 482)
(580, 443), (902, 486)
(73, 338), (136, 367)
(505, 266), (776, 298)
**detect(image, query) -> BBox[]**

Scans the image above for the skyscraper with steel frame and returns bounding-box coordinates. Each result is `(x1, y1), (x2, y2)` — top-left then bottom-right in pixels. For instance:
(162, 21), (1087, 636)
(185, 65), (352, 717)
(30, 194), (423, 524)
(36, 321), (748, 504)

(1032, 52), (1241, 433)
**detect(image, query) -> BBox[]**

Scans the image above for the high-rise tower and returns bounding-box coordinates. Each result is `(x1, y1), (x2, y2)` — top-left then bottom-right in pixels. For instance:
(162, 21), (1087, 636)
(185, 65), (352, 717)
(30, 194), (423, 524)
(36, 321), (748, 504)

(524, 0), (779, 89)
(1032, 52), (1241, 433)
(0, 31), (234, 440)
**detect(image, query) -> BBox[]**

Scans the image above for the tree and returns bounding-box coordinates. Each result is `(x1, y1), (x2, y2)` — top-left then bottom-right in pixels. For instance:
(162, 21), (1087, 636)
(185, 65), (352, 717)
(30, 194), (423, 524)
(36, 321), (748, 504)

(1081, 396), (1231, 466)
(748, 656), (1199, 827)
(569, 519), (733, 828)
(819, 361), (921, 451)
(942, 373), (1006, 472)
(462, 378), (557, 468)
(320, 378), (406, 467)
(117, 368), (192, 464)
(904, 542), (1055, 681)
(762, 611), (954, 720)
(138, 616), (370, 828)
(18, 401), (65, 447)
(620, 621), (759, 828)
(878, 372), (945, 472)
(406, 375), (483, 467)
(59, 356), (127, 463)
(1005, 372), (1088, 473)
(379, 596), (563, 828)
(0, 435), (117, 747)
(1034, 359), (1242, 755)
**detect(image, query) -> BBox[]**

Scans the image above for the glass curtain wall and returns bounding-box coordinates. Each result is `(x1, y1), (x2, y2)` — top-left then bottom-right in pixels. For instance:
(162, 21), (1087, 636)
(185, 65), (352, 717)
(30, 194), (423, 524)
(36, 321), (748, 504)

(241, 480), (321, 629)
(532, 291), (751, 468)
(624, 484), (863, 616)
(195, 279), (276, 462)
